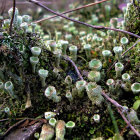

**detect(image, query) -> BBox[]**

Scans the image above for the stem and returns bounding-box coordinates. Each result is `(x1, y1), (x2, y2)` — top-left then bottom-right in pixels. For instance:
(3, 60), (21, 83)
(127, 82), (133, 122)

(9, 0), (16, 35)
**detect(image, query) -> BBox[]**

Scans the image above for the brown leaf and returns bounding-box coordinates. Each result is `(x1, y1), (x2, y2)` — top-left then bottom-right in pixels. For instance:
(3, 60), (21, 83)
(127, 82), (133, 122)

(18, 120), (29, 128)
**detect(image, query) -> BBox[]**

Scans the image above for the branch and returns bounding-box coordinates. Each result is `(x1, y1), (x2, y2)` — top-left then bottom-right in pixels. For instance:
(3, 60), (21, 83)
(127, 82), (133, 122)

(32, 0), (110, 24)
(9, 0), (16, 35)
(63, 55), (84, 81)
(118, 109), (140, 138)
(107, 39), (140, 73)
(28, 0), (140, 39)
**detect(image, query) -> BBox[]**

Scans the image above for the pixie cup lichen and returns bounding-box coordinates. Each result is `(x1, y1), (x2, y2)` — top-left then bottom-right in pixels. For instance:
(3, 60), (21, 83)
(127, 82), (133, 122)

(31, 47), (41, 57)
(89, 59), (102, 71)
(113, 46), (123, 61)
(5, 81), (15, 98)
(88, 71), (101, 82)
(93, 114), (100, 123)
(115, 62), (124, 78)
(30, 56), (39, 73)
(69, 45), (78, 61)
(84, 44), (91, 60)
(131, 83), (140, 94)
(106, 79), (115, 93)
(76, 80), (86, 98)
(49, 118), (57, 127)
(38, 69), (49, 87)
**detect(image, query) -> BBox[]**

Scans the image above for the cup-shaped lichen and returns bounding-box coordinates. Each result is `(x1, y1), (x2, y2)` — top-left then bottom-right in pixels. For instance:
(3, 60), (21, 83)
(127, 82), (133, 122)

(69, 45), (78, 61)
(93, 114), (100, 123)
(115, 62), (124, 78)
(84, 44), (91, 60)
(39, 124), (54, 140)
(102, 50), (111, 62)
(106, 79), (115, 93)
(66, 91), (73, 102)
(31, 23), (37, 33)
(17, 16), (22, 27)
(86, 82), (104, 106)
(38, 69), (49, 87)
(89, 59), (102, 71)
(53, 49), (62, 68)
(22, 15), (31, 23)
(44, 112), (56, 120)
(122, 73), (130, 82)
(49, 118), (57, 127)
(65, 34), (72, 41)
(55, 120), (66, 140)
(5, 81), (15, 98)
(20, 22), (28, 32)
(66, 121), (75, 131)
(49, 40), (57, 52)
(4, 107), (10, 115)
(59, 40), (69, 55)
(88, 71), (101, 82)
(113, 46), (123, 61)
(8, 7), (19, 18)
(110, 18), (118, 28)
(120, 37), (129, 50)
(31, 47), (41, 57)
(45, 86), (56, 100)
(131, 83), (140, 94)
(34, 133), (40, 139)
(30, 56), (39, 73)
(76, 80), (86, 98)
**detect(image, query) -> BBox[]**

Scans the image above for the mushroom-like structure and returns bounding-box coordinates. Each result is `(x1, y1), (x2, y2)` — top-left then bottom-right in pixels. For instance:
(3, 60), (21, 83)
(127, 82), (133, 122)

(49, 118), (57, 127)
(4, 107), (10, 115)
(30, 56), (39, 73)
(22, 15), (31, 23)
(102, 50), (111, 62)
(88, 71), (101, 82)
(131, 83), (140, 94)
(79, 31), (86, 37)
(115, 62), (124, 78)
(49, 40), (57, 52)
(122, 73), (130, 82)
(120, 37), (129, 50)
(17, 16), (22, 27)
(31, 23), (37, 33)
(39, 124), (54, 140)
(86, 82), (104, 106)
(55, 120), (66, 140)
(69, 45), (78, 61)
(110, 18), (118, 28)
(66, 91), (73, 102)
(20, 22), (28, 32)
(113, 46), (123, 61)
(44, 112), (56, 120)
(59, 40), (69, 55)
(38, 69), (49, 87)
(93, 114), (100, 123)
(89, 59), (102, 71)
(5, 81), (15, 98)
(53, 49), (62, 68)
(106, 79), (115, 93)
(66, 121), (75, 133)
(76, 80), (86, 98)
(45, 86), (61, 103)
(8, 7), (19, 18)
(84, 44), (91, 60)
(31, 47), (41, 57)
(65, 34), (72, 41)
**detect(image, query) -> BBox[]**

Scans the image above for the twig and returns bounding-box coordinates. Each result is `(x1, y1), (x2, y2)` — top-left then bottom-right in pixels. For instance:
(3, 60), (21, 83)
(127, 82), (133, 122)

(63, 55), (83, 80)
(28, 0), (140, 39)
(107, 39), (140, 73)
(9, 0), (16, 35)
(32, 0), (110, 24)
(118, 109), (140, 138)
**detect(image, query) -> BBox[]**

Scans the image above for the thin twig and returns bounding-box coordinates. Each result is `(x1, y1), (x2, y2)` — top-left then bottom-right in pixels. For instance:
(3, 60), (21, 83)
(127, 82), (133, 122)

(118, 109), (140, 138)
(28, 0), (140, 39)
(9, 0), (16, 35)
(33, 0), (110, 24)
(107, 39), (140, 73)
(63, 55), (83, 80)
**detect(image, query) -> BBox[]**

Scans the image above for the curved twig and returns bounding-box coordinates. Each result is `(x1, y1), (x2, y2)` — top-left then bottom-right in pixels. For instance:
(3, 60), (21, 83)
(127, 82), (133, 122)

(32, 0), (110, 24)
(28, 0), (140, 39)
